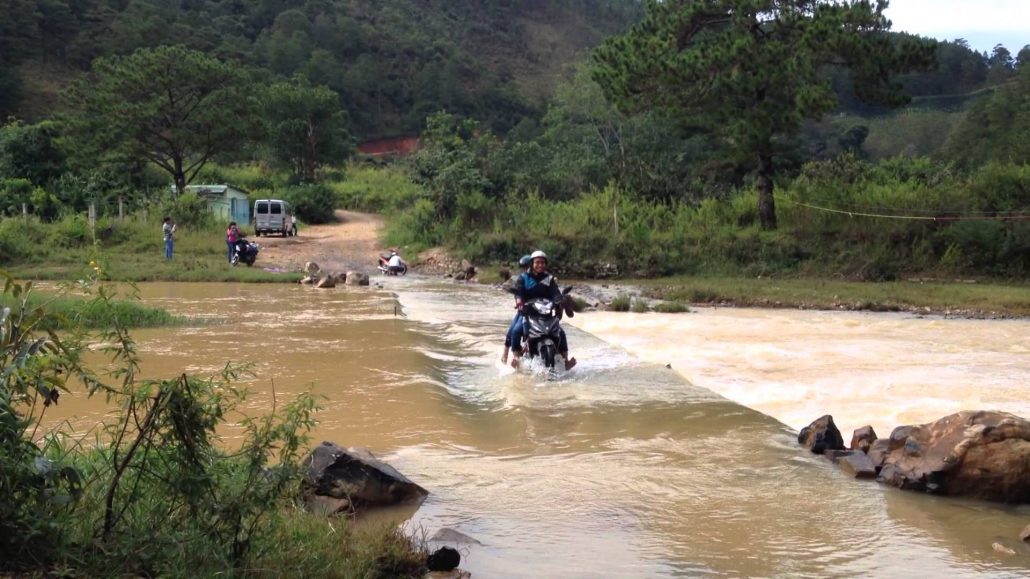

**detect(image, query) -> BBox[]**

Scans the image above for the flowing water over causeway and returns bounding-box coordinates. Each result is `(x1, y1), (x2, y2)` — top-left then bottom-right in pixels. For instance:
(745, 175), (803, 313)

(47, 280), (1030, 578)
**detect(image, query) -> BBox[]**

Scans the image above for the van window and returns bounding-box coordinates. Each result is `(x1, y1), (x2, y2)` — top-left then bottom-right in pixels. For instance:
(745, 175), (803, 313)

(256, 202), (269, 213)
(271, 203), (282, 214)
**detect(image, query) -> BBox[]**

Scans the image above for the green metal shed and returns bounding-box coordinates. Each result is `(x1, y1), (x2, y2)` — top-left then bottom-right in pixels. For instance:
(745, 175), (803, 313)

(186, 184), (251, 224)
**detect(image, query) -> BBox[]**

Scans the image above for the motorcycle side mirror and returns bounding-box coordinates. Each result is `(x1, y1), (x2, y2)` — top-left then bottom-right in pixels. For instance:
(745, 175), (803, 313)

(562, 285), (573, 295)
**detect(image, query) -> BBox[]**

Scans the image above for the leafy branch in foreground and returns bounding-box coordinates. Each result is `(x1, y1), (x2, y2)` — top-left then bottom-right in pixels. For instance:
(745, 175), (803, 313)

(1, 269), (322, 575)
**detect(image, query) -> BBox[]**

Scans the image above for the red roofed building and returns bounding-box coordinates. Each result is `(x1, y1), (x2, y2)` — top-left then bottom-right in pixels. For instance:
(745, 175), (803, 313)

(357, 136), (420, 158)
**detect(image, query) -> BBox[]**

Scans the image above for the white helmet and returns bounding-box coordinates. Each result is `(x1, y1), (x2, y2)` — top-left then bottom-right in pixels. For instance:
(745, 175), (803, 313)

(530, 250), (548, 263)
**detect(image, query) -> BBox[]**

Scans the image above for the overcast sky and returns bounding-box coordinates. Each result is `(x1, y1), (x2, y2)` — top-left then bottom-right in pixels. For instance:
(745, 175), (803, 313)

(884, 0), (1030, 53)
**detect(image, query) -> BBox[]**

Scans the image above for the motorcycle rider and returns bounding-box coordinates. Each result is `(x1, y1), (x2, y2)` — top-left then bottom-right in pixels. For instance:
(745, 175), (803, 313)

(508, 250), (576, 370)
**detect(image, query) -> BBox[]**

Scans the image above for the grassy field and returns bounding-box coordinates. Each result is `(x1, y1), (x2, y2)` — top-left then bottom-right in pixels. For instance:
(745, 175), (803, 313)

(632, 276), (1030, 317)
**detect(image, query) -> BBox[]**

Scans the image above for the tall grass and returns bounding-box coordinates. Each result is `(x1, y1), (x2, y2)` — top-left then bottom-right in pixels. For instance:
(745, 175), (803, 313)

(0, 291), (184, 329)
(412, 158), (1030, 281)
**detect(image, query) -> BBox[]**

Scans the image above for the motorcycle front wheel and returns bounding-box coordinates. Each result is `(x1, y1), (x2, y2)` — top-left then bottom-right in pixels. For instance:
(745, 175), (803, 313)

(540, 343), (556, 370)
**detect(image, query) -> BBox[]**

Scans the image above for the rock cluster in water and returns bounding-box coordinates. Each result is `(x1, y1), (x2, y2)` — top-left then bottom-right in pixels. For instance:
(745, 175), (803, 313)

(299, 262), (369, 288)
(799, 411), (1030, 504)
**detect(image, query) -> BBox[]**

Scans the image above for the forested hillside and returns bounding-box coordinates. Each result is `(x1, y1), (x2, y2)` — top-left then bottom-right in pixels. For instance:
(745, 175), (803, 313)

(1, 0), (1028, 281)
(1, 0), (643, 137)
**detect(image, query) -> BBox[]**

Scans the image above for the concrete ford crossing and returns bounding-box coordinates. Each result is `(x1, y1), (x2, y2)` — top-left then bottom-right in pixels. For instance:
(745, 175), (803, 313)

(253, 199), (296, 237)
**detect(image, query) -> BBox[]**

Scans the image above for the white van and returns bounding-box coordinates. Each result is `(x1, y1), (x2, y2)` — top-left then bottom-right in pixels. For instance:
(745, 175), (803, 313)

(253, 199), (296, 237)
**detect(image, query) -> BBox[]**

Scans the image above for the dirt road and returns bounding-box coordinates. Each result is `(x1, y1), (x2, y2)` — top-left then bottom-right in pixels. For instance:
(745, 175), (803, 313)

(254, 210), (385, 273)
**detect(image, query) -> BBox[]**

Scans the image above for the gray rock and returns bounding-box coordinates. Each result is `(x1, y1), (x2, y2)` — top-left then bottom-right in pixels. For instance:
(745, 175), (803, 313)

(867, 439), (890, 471)
(823, 449), (857, 463)
(315, 274), (336, 289)
(430, 528), (483, 546)
(301, 442), (428, 515)
(345, 271), (369, 286)
(1020, 523), (1030, 543)
(838, 452), (878, 479)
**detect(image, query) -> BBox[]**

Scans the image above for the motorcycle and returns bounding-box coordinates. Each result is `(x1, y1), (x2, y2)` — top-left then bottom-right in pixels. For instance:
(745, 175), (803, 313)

(231, 238), (260, 267)
(377, 254), (408, 276)
(519, 286), (574, 375)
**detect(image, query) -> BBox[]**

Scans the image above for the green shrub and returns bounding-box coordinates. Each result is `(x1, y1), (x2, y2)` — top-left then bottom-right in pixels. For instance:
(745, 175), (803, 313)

(630, 298), (650, 313)
(159, 193), (214, 229)
(0, 216), (49, 263)
(608, 293), (630, 311)
(653, 301), (689, 313)
(284, 183), (337, 224)
(51, 214), (91, 248)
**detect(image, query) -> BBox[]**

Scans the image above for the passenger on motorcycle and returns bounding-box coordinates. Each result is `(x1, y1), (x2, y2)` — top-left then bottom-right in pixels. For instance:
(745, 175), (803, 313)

(501, 254), (533, 365)
(508, 250), (576, 371)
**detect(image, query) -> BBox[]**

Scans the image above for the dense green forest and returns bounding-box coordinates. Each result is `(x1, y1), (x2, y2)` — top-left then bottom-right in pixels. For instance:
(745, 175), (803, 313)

(1, 0), (1028, 280)
(1, 0), (643, 135)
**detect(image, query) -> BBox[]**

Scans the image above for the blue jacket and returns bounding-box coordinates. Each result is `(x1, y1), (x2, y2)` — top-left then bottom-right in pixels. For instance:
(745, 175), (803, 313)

(513, 271), (562, 303)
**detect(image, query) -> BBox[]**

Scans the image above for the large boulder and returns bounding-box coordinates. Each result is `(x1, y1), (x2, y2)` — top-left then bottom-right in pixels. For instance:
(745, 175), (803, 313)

(798, 415), (846, 454)
(345, 271), (369, 286)
(877, 411), (1030, 503)
(314, 274), (337, 289)
(302, 442), (428, 515)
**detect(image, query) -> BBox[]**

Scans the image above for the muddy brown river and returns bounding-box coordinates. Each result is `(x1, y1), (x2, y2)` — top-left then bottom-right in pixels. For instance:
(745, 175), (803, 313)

(43, 280), (1030, 577)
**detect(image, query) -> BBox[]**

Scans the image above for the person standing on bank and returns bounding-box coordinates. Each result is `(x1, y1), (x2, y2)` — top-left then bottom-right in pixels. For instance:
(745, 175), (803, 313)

(162, 216), (176, 261)
(226, 221), (239, 263)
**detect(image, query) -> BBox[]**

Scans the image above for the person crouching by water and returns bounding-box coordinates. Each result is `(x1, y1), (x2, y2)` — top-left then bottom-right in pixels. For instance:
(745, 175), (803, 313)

(509, 250), (576, 370)
(226, 222), (239, 263)
(387, 249), (405, 274)
(162, 216), (176, 261)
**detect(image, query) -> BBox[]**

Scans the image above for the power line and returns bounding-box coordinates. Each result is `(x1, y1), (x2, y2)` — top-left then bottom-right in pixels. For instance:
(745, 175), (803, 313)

(778, 196), (1030, 221)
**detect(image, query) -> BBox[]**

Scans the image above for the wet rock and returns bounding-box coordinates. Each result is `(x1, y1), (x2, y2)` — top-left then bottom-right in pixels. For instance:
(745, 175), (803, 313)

(430, 528), (483, 546)
(453, 265), (477, 281)
(1020, 524), (1030, 543)
(798, 415), (846, 454)
(305, 261), (321, 275)
(426, 547), (461, 572)
(888, 425), (916, 451)
(851, 426), (878, 453)
(993, 542), (1017, 555)
(867, 439), (891, 471)
(838, 453), (878, 479)
(301, 442), (428, 515)
(315, 274), (337, 289)
(824, 449), (857, 463)
(300, 275), (317, 285)
(344, 271), (369, 286)
(876, 411), (1030, 502)
(425, 570), (471, 579)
